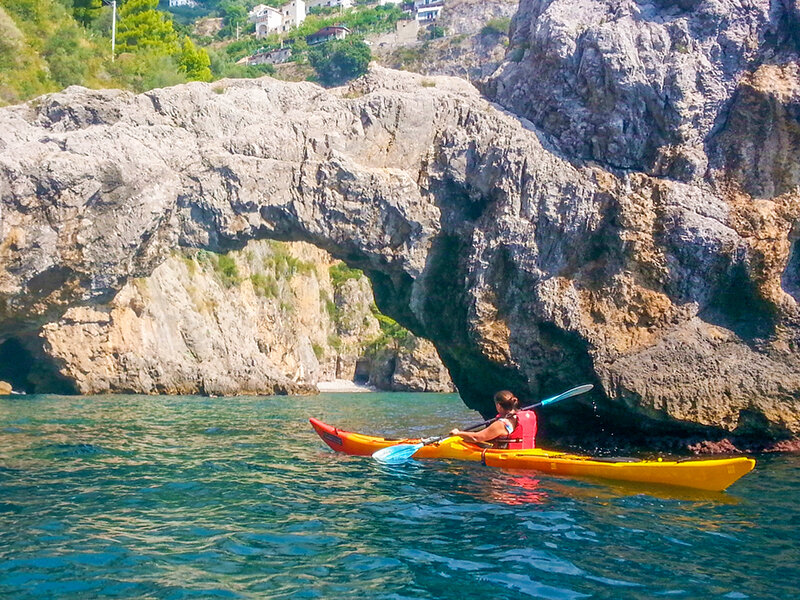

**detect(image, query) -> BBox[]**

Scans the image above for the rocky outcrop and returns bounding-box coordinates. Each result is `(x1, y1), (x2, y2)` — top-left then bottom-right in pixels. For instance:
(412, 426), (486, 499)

(708, 62), (800, 199)
(439, 0), (518, 36)
(368, 338), (455, 392)
(373, 0), (516, 83)
(376, 33), (510, 83)
(31, 240), (452, 395)
(39, 242), (327, 396)
(485, 0), (795, 180)
(329, 273), (381, 379)
(194, 17), (223, 38)
(0, 53), (799, 441)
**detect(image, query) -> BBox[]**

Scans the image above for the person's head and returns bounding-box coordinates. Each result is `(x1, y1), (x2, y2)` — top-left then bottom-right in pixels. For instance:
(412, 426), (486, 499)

(493, 390), (519, 415)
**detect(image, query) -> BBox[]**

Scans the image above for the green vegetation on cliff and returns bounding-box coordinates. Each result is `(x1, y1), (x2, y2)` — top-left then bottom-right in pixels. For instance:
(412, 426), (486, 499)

(265, 242), (315, 279)
(481, 17), (511, 37)
(0, 0), (97, 103)
(0, 0), (393, 105)
(365, 304), (411, 356)
(329, 262), (363, 289)
(0, 0), (211, 105)
(308, 37), (371, 87)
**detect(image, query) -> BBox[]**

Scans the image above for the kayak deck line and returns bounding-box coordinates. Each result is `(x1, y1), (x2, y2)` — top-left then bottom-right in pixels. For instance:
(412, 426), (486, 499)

(309, 418), (756, 492)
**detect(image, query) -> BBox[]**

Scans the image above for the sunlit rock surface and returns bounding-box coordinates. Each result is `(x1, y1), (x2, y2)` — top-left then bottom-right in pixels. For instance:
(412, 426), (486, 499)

(34, 240), (452, 396)
(485, 0), (797, 179)
(0, 50), (798, 440)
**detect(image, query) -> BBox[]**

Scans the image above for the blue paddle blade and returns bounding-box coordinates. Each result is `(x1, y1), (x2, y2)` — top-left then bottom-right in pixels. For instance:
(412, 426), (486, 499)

(372, 443), (424, 464)
(538, 384), (594, 407)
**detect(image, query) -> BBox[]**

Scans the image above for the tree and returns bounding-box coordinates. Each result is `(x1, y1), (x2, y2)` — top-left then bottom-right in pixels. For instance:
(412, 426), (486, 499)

(116, 0), (179, 54)
(112, 0), (214, 89)
(217, 0), (248, 37)
(177, 36), (212, 82)
(73, 0), (103, 27)
(109, 49), (187, 92)
(44, 24), (91, 86)
(308, 37), (371, 87)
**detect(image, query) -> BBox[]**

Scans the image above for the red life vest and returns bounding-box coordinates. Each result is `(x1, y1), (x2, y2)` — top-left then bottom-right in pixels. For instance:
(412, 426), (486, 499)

(495, 411), (537, 449)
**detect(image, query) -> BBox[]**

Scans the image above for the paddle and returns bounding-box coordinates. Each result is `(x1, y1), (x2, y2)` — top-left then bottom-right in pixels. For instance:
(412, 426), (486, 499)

(372, 384), (594, 464)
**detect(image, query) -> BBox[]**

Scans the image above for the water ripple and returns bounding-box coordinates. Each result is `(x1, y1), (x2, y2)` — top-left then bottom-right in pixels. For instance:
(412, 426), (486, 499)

(0, 393), (798, 599)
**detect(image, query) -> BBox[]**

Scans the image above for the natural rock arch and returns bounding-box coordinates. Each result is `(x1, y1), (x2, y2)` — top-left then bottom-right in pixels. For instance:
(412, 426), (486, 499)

(1, 67), (799, 440)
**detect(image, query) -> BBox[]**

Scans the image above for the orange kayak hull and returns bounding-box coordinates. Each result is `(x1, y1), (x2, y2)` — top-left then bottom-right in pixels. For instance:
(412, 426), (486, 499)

(309, 418), (755, 492)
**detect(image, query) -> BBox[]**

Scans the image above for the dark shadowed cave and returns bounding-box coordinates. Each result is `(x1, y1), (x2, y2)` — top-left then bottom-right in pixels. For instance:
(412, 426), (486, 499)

(0, 337), (76, 394)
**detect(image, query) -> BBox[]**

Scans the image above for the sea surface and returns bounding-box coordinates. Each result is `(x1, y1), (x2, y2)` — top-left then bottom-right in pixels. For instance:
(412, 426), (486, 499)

(0, 393), (797, 599)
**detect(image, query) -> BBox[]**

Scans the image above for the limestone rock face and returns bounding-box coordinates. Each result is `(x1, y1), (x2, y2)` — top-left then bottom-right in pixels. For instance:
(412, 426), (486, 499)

(375, 33), (509, 83)
(485, 0), (795, 179)
(33, 240), (451, 395)
(439, 0), (518, 36)
(331, 274), (381, 380)
(39, 242), (328, 396)
(0, 58), (799, 439)
(369, 338), (456, 393)
(373, 0), (515, 83)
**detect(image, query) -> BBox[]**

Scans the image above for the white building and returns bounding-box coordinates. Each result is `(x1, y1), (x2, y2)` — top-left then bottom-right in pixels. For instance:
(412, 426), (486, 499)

(280, 0), (306, 31)
(249, 1), (306, 38)
(306, 0), (353, 10)
(306, 25), (350, 45)
(240, 46), (293, 66)
(169, 0), (198, 7)
(250, 5), (282, 37)
(414, 0), (443, 21)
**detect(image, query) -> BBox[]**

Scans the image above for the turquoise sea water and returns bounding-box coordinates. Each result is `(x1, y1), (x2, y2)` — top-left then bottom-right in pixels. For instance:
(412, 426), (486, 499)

(0, 393), (798, 599)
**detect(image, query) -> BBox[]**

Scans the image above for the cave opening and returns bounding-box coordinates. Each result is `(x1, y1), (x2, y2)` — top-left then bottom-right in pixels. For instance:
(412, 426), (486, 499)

(703, 262), (776, 342)
(0, 338), (34, 393)
(353, 358), (370, 384)
(0, 336), (77, 395)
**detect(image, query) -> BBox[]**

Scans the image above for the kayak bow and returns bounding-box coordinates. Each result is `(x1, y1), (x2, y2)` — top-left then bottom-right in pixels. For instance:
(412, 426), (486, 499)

(309, 418), (755, 492)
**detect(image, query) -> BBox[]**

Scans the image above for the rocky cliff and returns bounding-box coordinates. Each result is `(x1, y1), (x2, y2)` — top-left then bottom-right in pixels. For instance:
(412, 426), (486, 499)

(4, 238), (453, 396)
(486, 0), (799, 180)
(1, 0), (799, 443)
(439, 0), (518, 36)
(374, 0), (517, 83)
(478, 0), (800, 441)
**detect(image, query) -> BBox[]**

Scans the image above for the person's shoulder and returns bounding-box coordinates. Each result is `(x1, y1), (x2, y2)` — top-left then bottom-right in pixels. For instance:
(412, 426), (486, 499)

(499, 417), (515, 433)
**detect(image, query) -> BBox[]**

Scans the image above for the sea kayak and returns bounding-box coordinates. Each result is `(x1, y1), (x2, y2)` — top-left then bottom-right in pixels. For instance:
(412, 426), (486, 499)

(309, 417), (755, 492)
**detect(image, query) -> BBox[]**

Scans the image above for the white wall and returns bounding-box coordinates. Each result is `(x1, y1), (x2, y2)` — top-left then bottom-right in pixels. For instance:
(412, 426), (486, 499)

(306, 0), (353, 9)
(252, 6), (283, 37)
(282, 0), (306, 30)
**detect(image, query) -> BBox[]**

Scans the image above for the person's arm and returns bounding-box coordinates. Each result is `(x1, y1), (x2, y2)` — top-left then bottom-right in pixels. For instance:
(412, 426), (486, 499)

(450, 419), (510, 443)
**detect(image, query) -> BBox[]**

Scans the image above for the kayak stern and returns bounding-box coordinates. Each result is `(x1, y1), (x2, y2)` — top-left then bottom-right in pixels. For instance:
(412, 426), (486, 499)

(309, 417), (756, 491)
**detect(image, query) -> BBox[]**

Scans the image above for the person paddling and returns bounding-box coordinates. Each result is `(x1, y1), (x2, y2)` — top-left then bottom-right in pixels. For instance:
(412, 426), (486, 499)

(449, 390), (538, 449)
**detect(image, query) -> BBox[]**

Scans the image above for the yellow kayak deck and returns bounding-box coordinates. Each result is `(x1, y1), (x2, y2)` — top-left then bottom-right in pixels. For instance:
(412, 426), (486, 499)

(309, 418), (756, 492)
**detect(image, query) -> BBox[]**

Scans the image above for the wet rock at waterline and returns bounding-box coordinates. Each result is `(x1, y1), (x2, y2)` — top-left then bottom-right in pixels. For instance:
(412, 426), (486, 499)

(0, 60), (798, 441)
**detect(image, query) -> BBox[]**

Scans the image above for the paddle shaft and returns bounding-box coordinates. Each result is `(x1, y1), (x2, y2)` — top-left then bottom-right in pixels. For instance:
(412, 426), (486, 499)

(460, 403), (538, 433)
(372, 384), (594, 462)
(459, 384), (594, 433)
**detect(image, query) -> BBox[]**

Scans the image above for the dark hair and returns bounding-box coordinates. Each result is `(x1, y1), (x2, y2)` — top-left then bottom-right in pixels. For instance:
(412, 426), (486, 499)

(493, 390), (519, 412)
